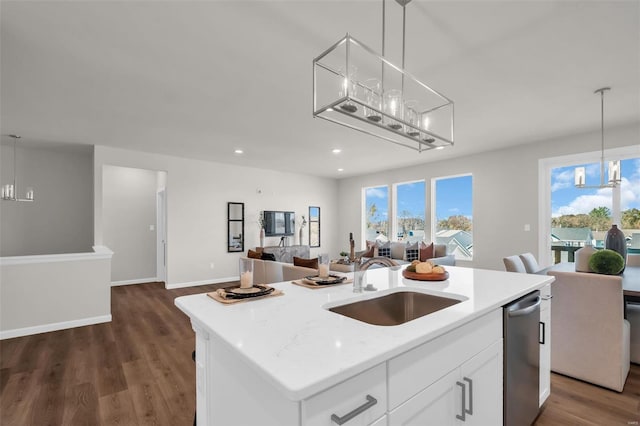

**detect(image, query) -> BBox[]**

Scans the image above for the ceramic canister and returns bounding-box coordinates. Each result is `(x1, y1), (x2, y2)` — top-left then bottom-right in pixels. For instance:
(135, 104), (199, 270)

(575, 243), (597, 272)
(605, 224), (627, 271)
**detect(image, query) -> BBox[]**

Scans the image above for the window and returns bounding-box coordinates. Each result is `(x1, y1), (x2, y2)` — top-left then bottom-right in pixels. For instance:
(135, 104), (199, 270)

(550, 157), (640, 262)
(309, 206), (320, 247)
(433, 174), (473, 260)
(364, 185), (389, 242)
(394, 180), (426, 243)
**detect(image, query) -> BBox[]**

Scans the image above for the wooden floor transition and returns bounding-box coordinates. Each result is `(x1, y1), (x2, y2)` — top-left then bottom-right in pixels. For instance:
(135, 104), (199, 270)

(1, 281), (639, 425)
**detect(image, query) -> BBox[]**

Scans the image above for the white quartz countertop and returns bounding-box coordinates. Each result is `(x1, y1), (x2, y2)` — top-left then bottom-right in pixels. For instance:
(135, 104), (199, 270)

(175, 265), (553, 401)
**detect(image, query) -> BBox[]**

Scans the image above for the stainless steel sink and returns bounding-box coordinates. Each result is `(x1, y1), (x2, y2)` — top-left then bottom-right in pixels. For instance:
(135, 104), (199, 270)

(328, 291), (461, 326)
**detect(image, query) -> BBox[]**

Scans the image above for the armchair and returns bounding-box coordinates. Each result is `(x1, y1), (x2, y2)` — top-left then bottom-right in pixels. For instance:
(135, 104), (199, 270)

(547, 270), (630, 392)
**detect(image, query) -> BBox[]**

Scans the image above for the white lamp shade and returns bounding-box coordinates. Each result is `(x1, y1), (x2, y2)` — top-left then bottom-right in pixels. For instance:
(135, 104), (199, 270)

(608, 160), (621, 183)
(574, 167), (586, 187)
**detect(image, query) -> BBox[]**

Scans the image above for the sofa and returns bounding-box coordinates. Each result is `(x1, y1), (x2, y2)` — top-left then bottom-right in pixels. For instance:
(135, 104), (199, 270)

(241, 257), (318, 285)
(547, 270), (630, 392)
(360, 241), (456, 266)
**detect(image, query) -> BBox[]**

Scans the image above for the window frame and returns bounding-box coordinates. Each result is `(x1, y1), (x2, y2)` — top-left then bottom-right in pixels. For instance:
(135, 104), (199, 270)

(539, 145), (638, 267)
(431, 173), (474, 261)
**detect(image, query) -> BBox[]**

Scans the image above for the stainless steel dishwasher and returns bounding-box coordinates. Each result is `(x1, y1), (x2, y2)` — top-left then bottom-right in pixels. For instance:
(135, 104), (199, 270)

(503, 290), (541, 426)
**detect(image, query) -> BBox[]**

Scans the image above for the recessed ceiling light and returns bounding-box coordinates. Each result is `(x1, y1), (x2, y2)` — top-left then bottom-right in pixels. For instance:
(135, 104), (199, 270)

(337, 168), (344, 172)
(435, 146), (445, 150)
(234, 149), (243, 154)
(332, 149), (342, 154)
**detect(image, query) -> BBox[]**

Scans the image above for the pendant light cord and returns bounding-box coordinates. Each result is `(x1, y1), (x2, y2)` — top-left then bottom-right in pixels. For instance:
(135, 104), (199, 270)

(595, 87), (610, 186)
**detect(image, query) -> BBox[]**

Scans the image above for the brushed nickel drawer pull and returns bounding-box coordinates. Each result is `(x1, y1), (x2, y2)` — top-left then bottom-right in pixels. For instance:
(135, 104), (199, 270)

(456, 381), (467, 421)
(330, 395), (377, 425)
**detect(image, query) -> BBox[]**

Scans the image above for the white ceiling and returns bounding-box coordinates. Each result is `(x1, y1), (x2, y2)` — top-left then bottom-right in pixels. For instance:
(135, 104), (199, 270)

(1, 0), (638, 178)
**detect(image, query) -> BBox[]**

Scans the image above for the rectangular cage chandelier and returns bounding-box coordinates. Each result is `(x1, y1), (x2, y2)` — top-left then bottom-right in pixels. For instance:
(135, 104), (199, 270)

(312, 1), (454, 152)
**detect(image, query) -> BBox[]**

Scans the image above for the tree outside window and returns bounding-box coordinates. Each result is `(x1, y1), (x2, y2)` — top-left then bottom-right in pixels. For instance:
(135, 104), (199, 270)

(433, 174), (473, 261)
(395, 180), (425, 242)
(550, 157), (640, 259)
(364, 185), (389, 242)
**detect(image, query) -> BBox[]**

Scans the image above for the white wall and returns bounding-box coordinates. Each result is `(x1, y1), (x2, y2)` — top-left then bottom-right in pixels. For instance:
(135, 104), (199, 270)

(94, 146), (339, 288)
(0, 247), (112, 339)
(337, 122), (640, 271)
(0, 144), (94, 256)
(103, 165), (160, 283)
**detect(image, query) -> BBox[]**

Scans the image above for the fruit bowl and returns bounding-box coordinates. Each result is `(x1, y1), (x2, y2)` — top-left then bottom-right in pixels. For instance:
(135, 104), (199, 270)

(402, 269), (449, 281)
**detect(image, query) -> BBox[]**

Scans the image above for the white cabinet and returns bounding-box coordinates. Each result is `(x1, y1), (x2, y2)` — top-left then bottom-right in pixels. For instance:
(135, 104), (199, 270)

(539, 284), (552, 406)
(388, 340), (502, 425)
(388, 369), (459, 426)
(369, 415), (387, 426)
(458, 340), (503, 425)
(190, 309), (507, 426)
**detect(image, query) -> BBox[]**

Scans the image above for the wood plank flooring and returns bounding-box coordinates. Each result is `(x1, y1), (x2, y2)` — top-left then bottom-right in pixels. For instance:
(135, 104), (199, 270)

(1, 281), (639, 425)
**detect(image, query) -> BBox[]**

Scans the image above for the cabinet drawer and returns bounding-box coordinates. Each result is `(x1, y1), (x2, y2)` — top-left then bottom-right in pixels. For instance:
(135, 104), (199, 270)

(302, 363), (387, 426)
(388, 309), (502, 409)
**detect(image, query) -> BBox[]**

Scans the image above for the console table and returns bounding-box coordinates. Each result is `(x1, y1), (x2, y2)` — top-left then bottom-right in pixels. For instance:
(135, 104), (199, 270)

(261, 245), (310, 263)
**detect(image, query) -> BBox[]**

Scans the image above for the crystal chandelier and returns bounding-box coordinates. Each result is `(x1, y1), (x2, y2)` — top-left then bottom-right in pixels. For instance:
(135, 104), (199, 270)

(574, 87), (621, 189)
(312, 0), (454, 152)
(1, 134), (35, 202)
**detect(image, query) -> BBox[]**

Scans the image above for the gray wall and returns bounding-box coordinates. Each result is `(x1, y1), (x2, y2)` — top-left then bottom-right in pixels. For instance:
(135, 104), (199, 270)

(337, 122), (640, 271)
(102, 165), (159, 283)
(0, 143), (94, 256)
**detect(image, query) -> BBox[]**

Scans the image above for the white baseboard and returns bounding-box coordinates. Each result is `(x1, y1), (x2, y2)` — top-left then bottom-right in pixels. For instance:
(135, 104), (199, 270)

(111, 277), (158, 286)
(166, 276), (238, 289)
(0, 314), (112, 340)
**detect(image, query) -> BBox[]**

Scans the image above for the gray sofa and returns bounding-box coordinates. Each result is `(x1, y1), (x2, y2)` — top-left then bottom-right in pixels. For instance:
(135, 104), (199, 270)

(360, 242), (455, 266)
(241, 257), (318, 284)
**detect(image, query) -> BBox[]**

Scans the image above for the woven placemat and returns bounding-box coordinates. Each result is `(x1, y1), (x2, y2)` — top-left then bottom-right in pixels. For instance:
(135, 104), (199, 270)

(291, 278), (353, 290)
(207, 286), (284, 304)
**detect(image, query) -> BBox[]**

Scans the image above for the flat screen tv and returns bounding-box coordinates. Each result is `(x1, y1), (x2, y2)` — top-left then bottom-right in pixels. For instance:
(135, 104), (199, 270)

(263, 211), (295, 236)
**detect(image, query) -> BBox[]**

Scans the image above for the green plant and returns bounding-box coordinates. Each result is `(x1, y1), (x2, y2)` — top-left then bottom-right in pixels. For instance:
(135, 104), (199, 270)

(339, 251), (349, 257)
(588, 249), (624, 275)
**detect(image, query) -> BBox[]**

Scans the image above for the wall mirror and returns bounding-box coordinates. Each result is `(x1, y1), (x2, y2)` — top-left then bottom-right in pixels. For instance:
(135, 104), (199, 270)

(309, 206), (320, 247)
(228, 202), (244, 252)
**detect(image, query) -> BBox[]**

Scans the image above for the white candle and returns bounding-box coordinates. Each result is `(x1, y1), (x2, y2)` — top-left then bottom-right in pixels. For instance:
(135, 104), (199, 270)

(318, 263), (330, 279)
(240, 271), (253, 288)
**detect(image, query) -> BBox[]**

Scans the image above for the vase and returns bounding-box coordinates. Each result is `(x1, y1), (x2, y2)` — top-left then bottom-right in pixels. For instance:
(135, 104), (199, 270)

(259, 228), (265, 248)
(575, 243), (596, 272)
(605, 224), (627, 271)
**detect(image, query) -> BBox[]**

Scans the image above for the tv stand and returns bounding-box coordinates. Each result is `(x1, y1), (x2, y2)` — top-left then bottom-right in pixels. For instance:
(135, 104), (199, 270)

(261, 245), (310, 263)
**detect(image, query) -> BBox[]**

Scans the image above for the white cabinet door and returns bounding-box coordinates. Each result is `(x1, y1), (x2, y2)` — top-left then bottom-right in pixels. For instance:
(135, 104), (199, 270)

(390, 341), (502, 426)
(388, 369), (459, 426)
(369, 414), (387, 426)
(539, 284), (552, 406)
(459, 340), (503, 426)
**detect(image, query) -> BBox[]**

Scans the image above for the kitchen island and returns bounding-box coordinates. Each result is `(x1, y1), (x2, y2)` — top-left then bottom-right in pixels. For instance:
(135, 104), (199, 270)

(175, 265), (553, 425)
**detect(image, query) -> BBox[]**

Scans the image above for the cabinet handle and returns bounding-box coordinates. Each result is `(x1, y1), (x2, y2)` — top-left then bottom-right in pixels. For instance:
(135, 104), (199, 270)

(456, 381), (466, 421)
(539, 321), (546, 344)
(541, 295), (553, 300)
(330, 395), (377, 425)
(463, 377), (473, 415)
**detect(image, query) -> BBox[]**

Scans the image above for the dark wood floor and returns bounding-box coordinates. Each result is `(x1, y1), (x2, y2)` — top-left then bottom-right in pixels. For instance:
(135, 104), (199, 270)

(1, 281), (639, 425)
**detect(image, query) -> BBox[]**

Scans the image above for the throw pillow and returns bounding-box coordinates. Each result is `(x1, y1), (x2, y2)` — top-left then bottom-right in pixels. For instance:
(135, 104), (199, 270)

(261, 252), (276, 261)
(405, 242), (419, 262)
(293, 256), (319, 269)
(419, 242), (434, 262)
(247, 249), (262, 259)
(377, 241), (391, 258)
